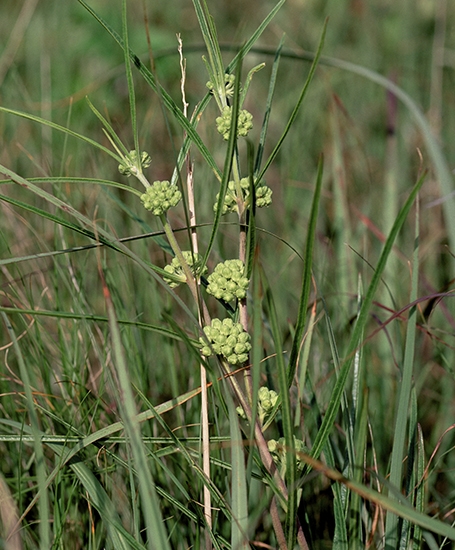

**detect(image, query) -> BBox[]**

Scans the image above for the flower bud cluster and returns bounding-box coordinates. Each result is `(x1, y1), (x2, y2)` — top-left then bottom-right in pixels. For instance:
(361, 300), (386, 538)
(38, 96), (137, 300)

(267, 436), (308, 476)
(257, 387), (279, 423)
(214, 178), (273, 215)
(237, 386), (279, 425)
(255, 184), (273, 208)
(164, 251), (207, 288)
(216, 106), (253, 141)
(118, 150), (152, 177)
(199, 318), (251, 365)
(206, 260), (249, 302)
(140, 181), (182, 216)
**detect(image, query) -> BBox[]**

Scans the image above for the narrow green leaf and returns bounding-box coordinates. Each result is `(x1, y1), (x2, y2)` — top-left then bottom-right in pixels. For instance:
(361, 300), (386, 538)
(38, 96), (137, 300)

(299, 452), (455, 541)
(385, 195), (420, 549)
(288, 154), (324, 387)
(103, 276), (171, 550)
(77, 0), (220, 179)
(245, 140), (257, 281)
(413, 422), (425, 549)
(60, 459), (144, 550)
(240, 62), (265, 106)
(264, 284), (297, 548)
(349, 390), (368, 546)
(257, 19), (327, 183)
(247, 250), (264, 472)
(122, 0), (139, 154)
(85, 97), (130, 158)
(202, 58), (242, 268)
(254, 36), (284, 178)
(0, 164), (200, 330)
(0, 305), (188, 342)
(0, 106), (123, 163)
(1, 313), (51, 547)
(324, 442), (348, 550)
(228, 393), (249, 550)
(225, 0), (286, 75)
(246, 43), (455, 261)
(306, 171), (426, 472)
(192, 0), (224, 90)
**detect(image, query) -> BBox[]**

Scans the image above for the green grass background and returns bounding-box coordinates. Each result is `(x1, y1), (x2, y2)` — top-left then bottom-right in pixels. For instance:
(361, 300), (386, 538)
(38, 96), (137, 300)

(1, 0), (455, 548)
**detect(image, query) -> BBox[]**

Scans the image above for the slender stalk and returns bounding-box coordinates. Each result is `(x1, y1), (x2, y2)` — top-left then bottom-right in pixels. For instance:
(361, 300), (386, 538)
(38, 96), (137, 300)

(178, 34), (212, 547)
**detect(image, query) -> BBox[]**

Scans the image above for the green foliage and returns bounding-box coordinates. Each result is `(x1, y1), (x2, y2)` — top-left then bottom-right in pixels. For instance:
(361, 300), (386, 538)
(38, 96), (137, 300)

(1, 0), (455, 548)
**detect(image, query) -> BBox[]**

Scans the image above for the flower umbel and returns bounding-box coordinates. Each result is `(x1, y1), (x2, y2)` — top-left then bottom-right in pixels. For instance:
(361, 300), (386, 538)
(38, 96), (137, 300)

(206, 259), (249, 302)
(216, 106), (253, 141)
(214, 177), (273, 215)
(164, 251), (208, 288)
(199, 318), (251, 365)
(237, 386), (279, 425)
(267, 436), (309, 477)
(206, 73), (236, 98)
(255, 184), (273, 208)
(118, 150), (152, 177)
(140, 180), (182, 216)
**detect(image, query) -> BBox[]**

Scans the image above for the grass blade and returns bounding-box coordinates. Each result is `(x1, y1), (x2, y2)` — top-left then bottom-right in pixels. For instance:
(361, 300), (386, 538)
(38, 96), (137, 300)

(254, 36), (284, 178)
(0, 106), (123, 163)
(76, 0), (220, 179)
(264, 284), (297, 548)
(306, 171), (426, 471)
(256, 19), (327, 183)
(228, 392), (249, 550)
(385, 196), (420, 548)
(121, 0), (139, 154)
(101, 271), (171, 550)
(298, 451), (455, 541)
(202, 58), (241, 268)
(0, 164), (200, 329)
(288, 154), (324, 386)
(1, 313), (51, 548)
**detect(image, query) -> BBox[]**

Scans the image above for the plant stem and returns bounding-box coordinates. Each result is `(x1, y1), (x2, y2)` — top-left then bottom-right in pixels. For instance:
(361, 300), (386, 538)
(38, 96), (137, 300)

(178, 36), (212, 545)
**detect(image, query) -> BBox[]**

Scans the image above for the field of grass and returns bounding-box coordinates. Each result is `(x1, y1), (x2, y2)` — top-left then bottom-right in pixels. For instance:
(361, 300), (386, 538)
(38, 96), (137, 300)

(1, 0), (455, 548)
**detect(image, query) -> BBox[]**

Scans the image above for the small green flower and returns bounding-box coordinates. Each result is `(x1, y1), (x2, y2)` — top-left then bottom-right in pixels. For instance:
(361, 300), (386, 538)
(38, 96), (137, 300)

(206, 259), (249, 302)
(118, 150), (152, 177)
(216, 106), (253, 141)
(140, 180), (182, 216)
(214, 177), (273, 215)
(199, 318), (251, 365)
(237, 109), (253, 137)
(214, 179), (248, 215)
(206, 73), (236, 98)
(237, 386), (280, 425)
(255, 184), (273, 208)
(163, 251), (207, 288)
(257, 386), (279, 424)
(267, 436), (309, 476)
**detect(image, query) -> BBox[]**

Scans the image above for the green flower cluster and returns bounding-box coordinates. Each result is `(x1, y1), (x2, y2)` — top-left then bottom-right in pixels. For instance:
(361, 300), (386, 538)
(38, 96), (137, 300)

(206, 260), (249, 302)
(118, 150), (152, 176)
(267, 436), (309, 476)
(237, 386), (279, 425)
(206, 73), (236, 98)
(255, 184), (273, 208)
(214, 178), (273, 215)
(199, 318), (251, 365)
(216, 106), (253, 141)
(163, 251), (207, 288)
(140, 181), (182, 216)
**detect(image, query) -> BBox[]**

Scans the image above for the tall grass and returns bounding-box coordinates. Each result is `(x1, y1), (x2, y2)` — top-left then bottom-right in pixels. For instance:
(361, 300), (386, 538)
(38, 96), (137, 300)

(1, 0), (455, 548)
